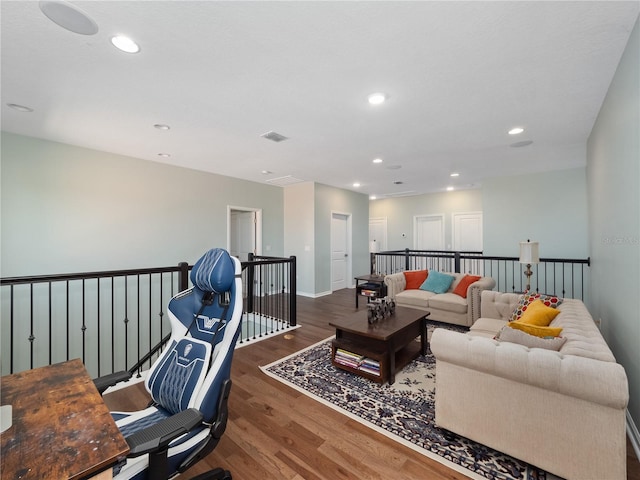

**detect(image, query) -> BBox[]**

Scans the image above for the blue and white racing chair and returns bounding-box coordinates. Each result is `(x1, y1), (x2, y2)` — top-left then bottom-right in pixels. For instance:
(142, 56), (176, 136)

(107, 248), (242, 480)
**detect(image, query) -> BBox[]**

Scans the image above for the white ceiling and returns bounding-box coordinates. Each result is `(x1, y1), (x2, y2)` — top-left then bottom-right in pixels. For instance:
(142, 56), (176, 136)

(2, 1), (638, 198)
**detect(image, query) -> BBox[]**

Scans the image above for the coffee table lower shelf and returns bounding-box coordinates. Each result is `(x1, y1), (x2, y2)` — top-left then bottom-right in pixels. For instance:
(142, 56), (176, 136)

(331, 337), (422, 384)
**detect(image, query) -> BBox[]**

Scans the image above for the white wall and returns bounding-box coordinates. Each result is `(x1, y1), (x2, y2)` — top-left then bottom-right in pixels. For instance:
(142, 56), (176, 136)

(587, 16), (640, 436)
(1, 132), (284, 275)
(482, 167), (589, 258)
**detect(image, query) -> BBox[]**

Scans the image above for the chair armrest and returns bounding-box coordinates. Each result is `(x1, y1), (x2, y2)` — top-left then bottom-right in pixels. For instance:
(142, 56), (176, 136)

(126, 408), (203, 457)
(93, 370), (133, 394)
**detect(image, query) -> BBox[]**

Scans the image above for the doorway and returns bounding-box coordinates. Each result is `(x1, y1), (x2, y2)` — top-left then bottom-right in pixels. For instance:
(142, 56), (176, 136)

(228, 206), (262, 261)
(331, 212), (352, 291)
(452, 211), (483, 274)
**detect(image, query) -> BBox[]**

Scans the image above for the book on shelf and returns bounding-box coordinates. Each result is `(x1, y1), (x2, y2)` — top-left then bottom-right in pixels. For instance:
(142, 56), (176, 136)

(358, 365), (381, 376)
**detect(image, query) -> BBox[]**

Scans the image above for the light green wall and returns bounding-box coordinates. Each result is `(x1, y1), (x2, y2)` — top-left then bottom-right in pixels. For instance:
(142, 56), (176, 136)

(0, 132), (284, 276)
(587, 16), (640, 434)
(283, 182), (315, 296)
(369, 189), (483, 250)
(314, 183), (370, 295)
(482, 167), (589, 258)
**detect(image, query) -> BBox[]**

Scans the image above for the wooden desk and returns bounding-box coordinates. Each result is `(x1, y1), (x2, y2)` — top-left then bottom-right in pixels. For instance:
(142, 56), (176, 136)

(1, 359), (130, 480)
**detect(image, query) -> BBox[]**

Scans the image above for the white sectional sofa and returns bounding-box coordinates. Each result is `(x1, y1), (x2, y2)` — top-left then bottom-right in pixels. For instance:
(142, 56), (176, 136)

(431, 290), (629, 480)
(383, 270), (496, 327)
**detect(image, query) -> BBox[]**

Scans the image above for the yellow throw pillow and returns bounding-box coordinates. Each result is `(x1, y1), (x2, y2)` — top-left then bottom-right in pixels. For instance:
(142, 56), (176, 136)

(508, 321), (563, 338)
(517, 299), (561, 327)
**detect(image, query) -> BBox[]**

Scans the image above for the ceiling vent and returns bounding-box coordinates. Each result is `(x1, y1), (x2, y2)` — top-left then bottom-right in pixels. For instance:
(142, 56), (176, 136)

(265, 175), (305, 186)
(383, 190), (417, 198)
(261, 131), (289, 142)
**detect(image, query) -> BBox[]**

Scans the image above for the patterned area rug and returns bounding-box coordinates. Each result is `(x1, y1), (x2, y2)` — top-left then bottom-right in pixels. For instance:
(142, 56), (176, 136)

(261, 321), (559, 480)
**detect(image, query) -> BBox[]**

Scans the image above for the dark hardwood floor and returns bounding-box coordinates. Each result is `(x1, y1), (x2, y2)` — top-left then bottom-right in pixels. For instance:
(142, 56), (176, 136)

(104, 288), (640, 480)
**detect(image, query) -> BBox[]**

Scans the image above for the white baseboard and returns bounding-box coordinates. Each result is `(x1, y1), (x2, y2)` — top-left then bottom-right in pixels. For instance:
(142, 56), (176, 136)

(628, 409), (640, 462)
(297, 290), (332, 298)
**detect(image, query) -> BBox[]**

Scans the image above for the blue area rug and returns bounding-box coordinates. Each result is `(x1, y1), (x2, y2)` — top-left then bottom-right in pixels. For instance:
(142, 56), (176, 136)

(261, 321), (559, 480)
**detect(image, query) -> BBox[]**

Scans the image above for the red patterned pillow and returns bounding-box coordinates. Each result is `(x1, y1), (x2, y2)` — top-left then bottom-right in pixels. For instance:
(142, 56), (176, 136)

(403, 270), (428, 290)
(510, 292), (563, 322)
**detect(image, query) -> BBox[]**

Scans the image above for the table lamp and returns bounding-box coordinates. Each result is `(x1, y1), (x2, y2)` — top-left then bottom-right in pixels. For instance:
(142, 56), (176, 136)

(519, 240), (539, 291)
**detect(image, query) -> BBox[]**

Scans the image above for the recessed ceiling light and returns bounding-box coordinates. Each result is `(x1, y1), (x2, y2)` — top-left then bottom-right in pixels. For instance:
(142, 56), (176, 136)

(353, 182), (361, 188)
(372, 158), (383, 164)
(508, 127), (524, 135)
(370, 195), (377, 200)
(446, 186), (454, 191)
(261, 170), (272, 175)
(7, 103), (33, 112)
(111, 35), (140, 53)
(154, 124), (170, 130)
(450, 172), (460, 177)
(39, 0), (99, 35)
(368, 93), (387, 105)
(158, 153), (171, 158)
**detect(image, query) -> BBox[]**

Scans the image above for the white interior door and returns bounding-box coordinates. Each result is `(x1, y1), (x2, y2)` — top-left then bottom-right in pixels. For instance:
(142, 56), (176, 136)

(453, 211), (483, 274)
(414, 214), (445, 270)
(331, 213), (350, 291)
(228, 206), (262, 261)
(414, 215), (445, 250)
(369, 217), (388, 251)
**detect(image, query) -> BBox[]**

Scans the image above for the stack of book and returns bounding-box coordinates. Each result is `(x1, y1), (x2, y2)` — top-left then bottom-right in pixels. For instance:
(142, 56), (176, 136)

(334, 348), (364, 369)
(359, 358), (381, 376)
(333, 348), (381, 377)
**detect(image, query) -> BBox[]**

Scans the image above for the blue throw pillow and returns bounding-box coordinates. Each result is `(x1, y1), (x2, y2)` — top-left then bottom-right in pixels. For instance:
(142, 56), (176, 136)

(420, 270), (455, 294)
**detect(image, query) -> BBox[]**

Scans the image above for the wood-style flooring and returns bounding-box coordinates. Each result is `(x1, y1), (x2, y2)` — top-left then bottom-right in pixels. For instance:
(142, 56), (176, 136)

(104, 288), (640, 480)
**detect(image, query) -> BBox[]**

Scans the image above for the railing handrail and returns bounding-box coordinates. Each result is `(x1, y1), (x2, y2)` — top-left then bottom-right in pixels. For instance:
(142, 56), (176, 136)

(0, 265), (185, 285)
(376, 248), (590, 265)
(1, 255), (296, 377)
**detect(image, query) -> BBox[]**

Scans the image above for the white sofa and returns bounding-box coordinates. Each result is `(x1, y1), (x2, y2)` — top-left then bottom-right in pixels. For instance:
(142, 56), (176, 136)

(431, 290), (629, 480)
(383, 271), (496, 327)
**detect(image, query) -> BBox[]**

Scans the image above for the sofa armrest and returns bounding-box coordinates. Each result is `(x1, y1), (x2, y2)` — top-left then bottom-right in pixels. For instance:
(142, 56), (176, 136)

(466, 277), (496, 324)
(431, 329), (628, 409)
(383, 272), (406, 299)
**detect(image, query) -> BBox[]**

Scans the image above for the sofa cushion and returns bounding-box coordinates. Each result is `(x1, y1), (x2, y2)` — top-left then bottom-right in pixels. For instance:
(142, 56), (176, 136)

(403, 270), (428, 290)
(428, 293), (468, 314)
(507, 321), (563, 338)
(452, 275), (481, 298)
(518, 300), (561, 326)
(496, 325), (567, 351)
(395, 289), (435, 308)
(469, 317), (507, 337)
(420, 270), (455, 294)
(510, 292), (563, 322)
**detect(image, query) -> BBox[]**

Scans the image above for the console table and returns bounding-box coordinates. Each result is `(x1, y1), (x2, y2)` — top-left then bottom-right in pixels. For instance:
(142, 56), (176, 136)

(354, 274), (387, 308)
(1, 359), (130, 480)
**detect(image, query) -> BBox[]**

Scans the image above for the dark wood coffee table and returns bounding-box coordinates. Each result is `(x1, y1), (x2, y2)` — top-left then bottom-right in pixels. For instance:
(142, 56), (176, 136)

(329, 306), (429, 384)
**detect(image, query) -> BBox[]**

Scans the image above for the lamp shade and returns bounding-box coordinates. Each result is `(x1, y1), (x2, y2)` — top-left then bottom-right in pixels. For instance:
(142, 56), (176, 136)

(369, 240), (380, 253)
(519, 241), (540, 264)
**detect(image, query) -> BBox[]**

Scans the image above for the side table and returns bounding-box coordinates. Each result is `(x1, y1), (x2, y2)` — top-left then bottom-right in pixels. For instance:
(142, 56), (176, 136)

(355, 274), (387, 308)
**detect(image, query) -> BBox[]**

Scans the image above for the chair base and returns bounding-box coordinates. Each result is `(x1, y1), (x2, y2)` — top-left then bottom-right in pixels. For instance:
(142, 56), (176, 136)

(190, 468), (232, 480)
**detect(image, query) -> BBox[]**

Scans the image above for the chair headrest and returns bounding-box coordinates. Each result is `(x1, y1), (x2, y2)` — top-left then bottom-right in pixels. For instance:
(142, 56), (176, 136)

(190, 248), (235, 293)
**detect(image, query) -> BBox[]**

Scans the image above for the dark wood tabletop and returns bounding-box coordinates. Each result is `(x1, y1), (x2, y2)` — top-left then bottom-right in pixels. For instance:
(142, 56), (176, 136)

(329, 306), (427, 340)
(1, 358), (130, 480)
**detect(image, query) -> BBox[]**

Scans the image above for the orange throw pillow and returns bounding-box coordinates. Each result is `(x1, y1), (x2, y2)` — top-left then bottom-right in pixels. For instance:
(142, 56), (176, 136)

(452, 275), (481, 298)
(403, 270), (428, 290)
